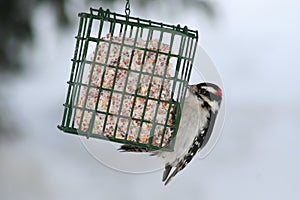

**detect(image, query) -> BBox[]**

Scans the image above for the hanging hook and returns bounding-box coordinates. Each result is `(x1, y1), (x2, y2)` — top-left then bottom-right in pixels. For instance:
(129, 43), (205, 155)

(125, 0), (131, 16)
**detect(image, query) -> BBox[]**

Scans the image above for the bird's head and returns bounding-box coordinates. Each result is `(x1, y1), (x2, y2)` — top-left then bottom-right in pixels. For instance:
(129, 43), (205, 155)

(189, 82), (222, 113)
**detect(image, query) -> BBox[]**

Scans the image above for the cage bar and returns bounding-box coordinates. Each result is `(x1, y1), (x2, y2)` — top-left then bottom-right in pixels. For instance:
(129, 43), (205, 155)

(58, 8), (198, 151)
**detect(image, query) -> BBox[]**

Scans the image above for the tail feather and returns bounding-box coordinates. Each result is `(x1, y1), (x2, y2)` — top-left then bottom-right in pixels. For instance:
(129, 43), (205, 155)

(163, 157), (192, 185)
(162, 164), (172, 182)
(164, 167), (180, 185)
(163, 161), (186, 185)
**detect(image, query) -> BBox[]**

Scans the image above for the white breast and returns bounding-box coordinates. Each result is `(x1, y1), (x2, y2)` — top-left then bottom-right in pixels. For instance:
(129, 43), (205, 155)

(158, 92), (210, 166)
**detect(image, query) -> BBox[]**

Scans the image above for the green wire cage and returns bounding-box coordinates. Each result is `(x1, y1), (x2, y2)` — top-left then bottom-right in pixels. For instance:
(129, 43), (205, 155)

(58, 5), (198, 151)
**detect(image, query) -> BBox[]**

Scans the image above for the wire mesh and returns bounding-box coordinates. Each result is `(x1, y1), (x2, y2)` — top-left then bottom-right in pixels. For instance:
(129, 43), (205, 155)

(58, 8), (198, 151)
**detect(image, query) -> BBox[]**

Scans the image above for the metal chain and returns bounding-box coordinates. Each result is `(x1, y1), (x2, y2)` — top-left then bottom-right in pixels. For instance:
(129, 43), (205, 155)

(125, 0), (130, 16)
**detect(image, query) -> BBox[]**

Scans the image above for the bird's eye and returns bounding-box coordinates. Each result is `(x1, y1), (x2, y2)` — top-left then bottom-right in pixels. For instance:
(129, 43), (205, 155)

(202, 90), (208, 95)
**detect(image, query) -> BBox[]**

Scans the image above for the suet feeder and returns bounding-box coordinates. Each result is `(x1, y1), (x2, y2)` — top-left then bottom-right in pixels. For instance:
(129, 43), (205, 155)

(58, 1), (199, 151)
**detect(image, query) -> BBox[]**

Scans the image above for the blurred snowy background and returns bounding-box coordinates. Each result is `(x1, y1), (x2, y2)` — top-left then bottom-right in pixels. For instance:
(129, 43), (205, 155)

(1, 0), (300, 199)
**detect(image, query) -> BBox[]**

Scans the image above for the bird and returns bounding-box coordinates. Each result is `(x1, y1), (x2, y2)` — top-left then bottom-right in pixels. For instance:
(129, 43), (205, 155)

(119, 82), (222, 185)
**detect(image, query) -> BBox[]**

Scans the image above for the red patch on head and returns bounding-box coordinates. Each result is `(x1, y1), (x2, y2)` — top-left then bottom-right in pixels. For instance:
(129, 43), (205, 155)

(215, 89), (222, 97)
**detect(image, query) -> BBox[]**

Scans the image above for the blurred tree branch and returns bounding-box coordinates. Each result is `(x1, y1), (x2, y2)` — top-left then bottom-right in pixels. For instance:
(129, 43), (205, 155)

(0, 0), (215, 74)
(0, 0), (70, 73)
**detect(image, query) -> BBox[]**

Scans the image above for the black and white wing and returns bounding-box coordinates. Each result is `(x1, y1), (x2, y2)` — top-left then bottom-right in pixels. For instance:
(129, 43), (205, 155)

(162, 109), (218, 185)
